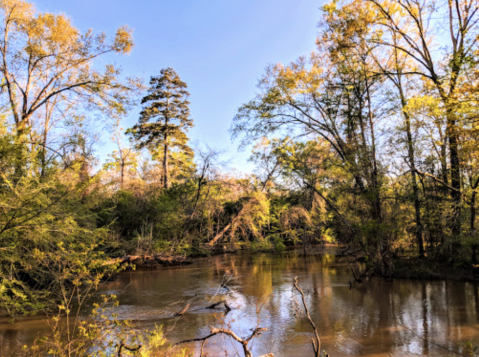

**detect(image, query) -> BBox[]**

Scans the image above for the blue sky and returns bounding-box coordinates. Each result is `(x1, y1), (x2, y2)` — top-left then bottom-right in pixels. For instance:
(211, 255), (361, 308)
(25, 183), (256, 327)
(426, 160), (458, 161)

(34, 0), (323, 173)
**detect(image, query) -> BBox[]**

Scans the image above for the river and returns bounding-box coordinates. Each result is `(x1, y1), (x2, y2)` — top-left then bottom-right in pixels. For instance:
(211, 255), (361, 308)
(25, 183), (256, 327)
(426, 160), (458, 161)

(1, 250), (478, 356)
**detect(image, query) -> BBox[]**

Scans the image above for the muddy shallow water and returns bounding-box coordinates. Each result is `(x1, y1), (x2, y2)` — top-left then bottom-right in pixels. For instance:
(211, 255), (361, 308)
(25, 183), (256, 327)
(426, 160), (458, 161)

(1, 250), (479, 356)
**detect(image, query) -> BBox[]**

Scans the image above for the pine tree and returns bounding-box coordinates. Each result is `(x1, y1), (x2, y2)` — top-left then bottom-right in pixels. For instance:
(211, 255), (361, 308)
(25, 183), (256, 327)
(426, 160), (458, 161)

(128, 68), (194, 188)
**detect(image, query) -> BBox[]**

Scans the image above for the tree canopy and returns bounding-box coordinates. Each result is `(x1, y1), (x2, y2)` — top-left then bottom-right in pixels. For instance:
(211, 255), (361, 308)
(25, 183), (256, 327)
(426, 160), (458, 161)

(128, 67), (194, 188)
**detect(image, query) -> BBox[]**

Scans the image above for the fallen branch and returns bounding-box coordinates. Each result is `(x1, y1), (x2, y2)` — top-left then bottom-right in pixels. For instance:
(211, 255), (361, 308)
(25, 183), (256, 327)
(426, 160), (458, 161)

(208, 215), (240, 246)
(350, 267), (362, 283)
(175, 326), (268, 357)
(117, 342), (141, 357)
(221, 282), (231, 290)
(338, 246), (363, 257)
(175, 303), (190, 317)
(102, 255), (192, 267)
(293, 277), (324, 357)
(206, 300), (232, 314)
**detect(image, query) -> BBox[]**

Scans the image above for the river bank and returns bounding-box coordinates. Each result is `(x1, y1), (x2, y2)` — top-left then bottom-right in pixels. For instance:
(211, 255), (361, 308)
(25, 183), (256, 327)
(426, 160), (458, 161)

(392, 256), (479, 281)
(123, 244), (479, 283)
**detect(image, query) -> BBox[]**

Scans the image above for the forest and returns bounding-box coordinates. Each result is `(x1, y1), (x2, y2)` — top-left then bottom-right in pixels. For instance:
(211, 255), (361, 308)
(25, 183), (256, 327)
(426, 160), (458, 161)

(0, 0), (478, 356)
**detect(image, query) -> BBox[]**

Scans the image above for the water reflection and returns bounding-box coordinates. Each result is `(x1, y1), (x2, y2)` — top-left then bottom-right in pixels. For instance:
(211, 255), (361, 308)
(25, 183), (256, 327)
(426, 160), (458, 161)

(0, 251), (478, 356)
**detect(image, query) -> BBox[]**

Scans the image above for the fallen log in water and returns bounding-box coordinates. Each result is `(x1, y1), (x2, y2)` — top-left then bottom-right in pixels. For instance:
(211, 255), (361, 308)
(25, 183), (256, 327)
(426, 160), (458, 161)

(102, 254), (193, 268)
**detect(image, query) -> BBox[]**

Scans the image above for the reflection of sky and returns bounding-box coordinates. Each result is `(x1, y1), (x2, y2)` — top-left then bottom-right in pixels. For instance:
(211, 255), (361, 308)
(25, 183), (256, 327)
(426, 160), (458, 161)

(1, 252), (478, 356)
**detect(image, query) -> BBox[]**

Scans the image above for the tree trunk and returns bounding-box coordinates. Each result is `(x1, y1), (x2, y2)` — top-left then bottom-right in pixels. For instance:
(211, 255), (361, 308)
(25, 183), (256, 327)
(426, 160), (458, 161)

(399, 88), (424, 257)
(448, 119), (461, 237)
(13, 119), (29, 181)
(120, 160), (125, 189)
(163, 139), (169, 189)
(40, 127), (48, 178)
(470, 177), (478, 264)
(364, 71), (383, 254)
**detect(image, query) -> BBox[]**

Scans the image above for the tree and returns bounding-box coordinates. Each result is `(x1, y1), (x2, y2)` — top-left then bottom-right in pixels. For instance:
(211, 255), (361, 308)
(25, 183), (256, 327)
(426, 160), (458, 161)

(363, 0), (479, 239)
(103, 130), (138, 189)
(321, 0), (427, 255)
(0, 0), (138, 178)
(232, 47), (389, 261)
(128, 68), (193, 189)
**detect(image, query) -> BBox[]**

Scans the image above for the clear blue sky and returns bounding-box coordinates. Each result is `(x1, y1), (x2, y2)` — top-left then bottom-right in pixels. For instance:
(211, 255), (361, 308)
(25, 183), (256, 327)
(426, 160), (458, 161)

(34, 0), (323, 173)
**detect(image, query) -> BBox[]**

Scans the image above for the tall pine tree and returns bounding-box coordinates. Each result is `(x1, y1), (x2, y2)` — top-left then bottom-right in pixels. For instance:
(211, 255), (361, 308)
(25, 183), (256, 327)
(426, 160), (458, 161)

(128, 68), (193, 188)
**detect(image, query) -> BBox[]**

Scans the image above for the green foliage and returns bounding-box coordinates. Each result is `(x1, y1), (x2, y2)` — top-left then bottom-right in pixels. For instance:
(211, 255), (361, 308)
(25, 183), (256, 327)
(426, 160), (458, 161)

(273, 237), (286, 252)
(127, 67), (194, 189)
(0, 120), (120, 317)
(321, 228), (336, 244)
(19, 296), (174, 357)
(251, 237), (274, 252)
(230, 0), (479, 274)
(462, 340), (479, 356)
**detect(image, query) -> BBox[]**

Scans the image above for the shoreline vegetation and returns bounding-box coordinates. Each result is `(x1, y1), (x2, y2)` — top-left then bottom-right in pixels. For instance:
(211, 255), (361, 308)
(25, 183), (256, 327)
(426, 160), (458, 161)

(121, 245), (479, 282)
(1, 0), (479, 355)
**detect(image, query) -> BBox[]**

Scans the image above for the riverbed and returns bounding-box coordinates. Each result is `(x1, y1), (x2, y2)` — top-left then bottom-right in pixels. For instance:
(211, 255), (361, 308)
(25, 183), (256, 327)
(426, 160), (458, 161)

(1, 251), (478, 356)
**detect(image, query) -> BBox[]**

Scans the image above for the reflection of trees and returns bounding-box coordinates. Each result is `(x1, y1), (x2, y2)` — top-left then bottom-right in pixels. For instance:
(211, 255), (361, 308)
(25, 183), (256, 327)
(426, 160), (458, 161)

(240, 253), (479, 356)
(6, 253), (478, 356)
(316, 276), (478, 355)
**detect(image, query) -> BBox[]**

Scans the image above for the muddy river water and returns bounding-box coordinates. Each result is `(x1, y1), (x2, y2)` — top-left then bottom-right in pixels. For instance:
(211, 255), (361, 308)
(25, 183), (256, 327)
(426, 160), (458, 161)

(1, 251), (479, 356)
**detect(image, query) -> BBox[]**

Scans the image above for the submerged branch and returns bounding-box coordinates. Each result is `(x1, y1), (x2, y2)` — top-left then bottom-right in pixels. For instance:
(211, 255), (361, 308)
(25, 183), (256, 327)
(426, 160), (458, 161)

(206, 300), (232, 314)
(117, 342), (141, 357)
(175, 326), (268, 357)
(293, 277), (324, 357)
(174, 303), (190, 317)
